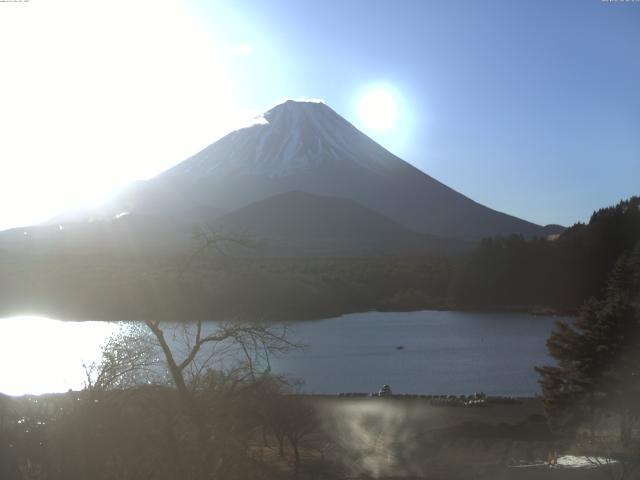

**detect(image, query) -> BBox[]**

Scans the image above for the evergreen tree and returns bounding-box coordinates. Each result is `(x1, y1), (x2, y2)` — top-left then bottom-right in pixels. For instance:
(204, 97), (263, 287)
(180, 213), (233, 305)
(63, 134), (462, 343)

(600, 244), (640, 445)
(536, 242), (640, 443)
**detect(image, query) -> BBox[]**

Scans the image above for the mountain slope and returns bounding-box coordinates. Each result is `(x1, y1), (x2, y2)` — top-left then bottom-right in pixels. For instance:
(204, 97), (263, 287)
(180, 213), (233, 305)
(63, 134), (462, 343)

(0, 214), (196, 255)
(115, 100), (561, 239)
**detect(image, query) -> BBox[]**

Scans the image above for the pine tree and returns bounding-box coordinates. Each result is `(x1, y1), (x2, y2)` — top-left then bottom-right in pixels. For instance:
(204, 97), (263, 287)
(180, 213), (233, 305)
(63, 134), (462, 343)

(600, 244), (640, 445)
(536, 242), (640, 443)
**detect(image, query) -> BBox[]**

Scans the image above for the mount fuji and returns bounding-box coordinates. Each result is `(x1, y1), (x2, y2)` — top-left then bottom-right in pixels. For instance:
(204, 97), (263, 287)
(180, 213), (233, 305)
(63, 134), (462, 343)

(114, 100), (561, 241)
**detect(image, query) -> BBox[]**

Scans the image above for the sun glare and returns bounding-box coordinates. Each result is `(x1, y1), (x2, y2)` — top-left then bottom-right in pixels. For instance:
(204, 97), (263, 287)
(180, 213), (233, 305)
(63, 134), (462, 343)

(0, 0), (245, 230)
(357, 87), (400, 131)
(0, 317), (118, 395)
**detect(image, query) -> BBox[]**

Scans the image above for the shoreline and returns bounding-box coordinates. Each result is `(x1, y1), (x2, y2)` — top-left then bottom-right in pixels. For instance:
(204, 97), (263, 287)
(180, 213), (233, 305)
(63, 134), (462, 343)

(0, 304), (575, 323)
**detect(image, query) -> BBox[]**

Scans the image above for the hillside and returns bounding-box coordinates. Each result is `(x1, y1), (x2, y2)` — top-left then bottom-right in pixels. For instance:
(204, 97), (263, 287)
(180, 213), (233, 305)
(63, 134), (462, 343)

(211, 191), (464, 255)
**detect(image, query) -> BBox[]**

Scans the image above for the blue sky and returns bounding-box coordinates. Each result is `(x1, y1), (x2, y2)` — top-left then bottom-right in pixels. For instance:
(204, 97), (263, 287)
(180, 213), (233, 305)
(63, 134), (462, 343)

(193, 0), (640, 227)
(0, 0), (638, 230)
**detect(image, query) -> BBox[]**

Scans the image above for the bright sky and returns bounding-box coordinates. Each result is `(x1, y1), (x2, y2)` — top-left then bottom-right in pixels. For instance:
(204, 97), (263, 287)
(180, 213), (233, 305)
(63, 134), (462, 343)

(1, 0), (639, 231)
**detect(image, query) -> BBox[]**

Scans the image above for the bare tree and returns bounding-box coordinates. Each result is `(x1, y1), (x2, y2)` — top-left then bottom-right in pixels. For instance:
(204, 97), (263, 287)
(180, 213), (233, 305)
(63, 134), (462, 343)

(143, 318), (295, 410)
(584, 445), (640, 480)
(578, 427), (640, 480)
(284, 396), (319, 473)
(83, 322), (164, 393)
(87, 228), (298, 402)
(67, 229), (301, 479)
(260, 381), (320, 474)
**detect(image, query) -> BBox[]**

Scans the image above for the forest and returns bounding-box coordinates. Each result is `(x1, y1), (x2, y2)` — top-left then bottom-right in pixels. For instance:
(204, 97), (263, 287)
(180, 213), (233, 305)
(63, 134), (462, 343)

(451, 197), (640, 312)
(2, 197), (638, 321)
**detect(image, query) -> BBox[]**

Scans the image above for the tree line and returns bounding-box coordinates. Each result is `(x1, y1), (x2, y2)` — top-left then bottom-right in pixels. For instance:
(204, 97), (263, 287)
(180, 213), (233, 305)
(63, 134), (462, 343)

(450, 197), (640, 312)
(2, 198), (638, 322)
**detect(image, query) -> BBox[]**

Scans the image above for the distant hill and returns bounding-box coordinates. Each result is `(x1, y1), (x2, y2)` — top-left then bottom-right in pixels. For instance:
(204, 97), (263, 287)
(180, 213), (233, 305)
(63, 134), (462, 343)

(0, 214), (196, 255)
(0, 193), (470, 257)
(210, 191), (465, 255)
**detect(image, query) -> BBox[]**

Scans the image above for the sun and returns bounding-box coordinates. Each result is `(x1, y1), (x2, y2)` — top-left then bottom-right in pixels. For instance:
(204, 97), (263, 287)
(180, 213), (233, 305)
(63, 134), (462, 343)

(357, 87), (400, 131)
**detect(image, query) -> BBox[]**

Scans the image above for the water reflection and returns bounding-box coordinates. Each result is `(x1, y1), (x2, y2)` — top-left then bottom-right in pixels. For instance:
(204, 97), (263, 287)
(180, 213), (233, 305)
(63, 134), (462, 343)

(0, 316), (119, 395)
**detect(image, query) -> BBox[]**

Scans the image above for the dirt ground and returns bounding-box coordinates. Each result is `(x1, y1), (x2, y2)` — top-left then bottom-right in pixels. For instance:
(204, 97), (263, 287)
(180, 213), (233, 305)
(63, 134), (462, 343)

(294, 396), (613, 480)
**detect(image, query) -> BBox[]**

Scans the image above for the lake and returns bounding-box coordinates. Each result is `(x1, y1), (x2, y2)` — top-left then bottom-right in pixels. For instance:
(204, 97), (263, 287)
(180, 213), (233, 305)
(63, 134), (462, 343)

(0, 310), (560, 396)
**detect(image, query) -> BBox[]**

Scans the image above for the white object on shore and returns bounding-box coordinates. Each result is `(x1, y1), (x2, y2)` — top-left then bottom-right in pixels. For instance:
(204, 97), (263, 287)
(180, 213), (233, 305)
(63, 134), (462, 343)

(512, 455), (618, 469)
(556, 455), (617, 468)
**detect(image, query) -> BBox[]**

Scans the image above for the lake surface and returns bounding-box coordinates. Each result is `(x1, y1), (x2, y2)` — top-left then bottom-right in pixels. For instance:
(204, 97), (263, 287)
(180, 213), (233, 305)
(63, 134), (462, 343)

(272, 311), (558, 396)
(0, 310), (560, 396)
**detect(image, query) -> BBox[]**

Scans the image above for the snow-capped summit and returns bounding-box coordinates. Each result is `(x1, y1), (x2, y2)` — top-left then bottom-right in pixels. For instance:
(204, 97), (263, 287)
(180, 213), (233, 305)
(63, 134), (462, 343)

(166, 100), (401, 179)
